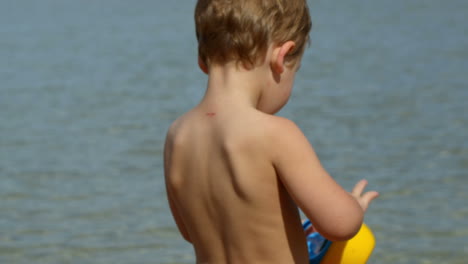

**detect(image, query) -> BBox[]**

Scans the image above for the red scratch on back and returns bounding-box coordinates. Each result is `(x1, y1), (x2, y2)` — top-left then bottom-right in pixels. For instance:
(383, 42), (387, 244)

(206, 112), (216, 117)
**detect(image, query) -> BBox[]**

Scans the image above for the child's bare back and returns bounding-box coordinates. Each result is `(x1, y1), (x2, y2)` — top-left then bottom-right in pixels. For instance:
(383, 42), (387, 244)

(164, 1), (378, 263)
(165, 107), (309, 263)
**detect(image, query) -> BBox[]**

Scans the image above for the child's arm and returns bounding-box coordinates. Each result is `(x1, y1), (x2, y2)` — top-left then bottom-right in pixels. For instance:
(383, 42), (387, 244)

(166, 188), (192, 243)
(270, 118), (378, 241)
(164, 134), (192, 243)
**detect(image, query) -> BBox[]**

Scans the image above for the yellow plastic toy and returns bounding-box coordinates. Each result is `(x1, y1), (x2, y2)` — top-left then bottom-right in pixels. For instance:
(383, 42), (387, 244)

(304, 220), (376, 264)
(321, 223), (375, 264)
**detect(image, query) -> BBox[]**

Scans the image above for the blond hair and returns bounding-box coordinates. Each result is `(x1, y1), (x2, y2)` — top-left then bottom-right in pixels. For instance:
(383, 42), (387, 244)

(195, 0), (311, 68)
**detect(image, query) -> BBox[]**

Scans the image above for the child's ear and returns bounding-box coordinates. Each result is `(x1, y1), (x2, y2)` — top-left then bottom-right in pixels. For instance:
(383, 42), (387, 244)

(271, 41), (295, 74)
(198, 56), (209, 74)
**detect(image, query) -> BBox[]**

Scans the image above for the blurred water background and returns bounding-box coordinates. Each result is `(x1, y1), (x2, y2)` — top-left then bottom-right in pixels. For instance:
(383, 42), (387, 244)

(1, 0), (467, 263)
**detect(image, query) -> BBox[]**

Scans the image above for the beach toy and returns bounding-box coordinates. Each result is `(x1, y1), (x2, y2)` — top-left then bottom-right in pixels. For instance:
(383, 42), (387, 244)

(303, 220), (375, 264)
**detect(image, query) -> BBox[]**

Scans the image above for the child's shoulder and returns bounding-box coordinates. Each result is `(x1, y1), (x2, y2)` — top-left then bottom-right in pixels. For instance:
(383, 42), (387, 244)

(165, 109), (308, 150)
(164, 111), (196, 148)
(234, 113), (311, 159)
(166, 109), (200, 135)
(258, 114), (307, 141)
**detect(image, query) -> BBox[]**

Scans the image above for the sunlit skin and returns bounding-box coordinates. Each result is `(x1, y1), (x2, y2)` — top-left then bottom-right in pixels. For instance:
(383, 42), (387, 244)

(164, 41), (379, 264)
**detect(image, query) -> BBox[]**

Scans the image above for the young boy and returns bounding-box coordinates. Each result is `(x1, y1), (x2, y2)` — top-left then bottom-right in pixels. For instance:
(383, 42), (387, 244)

(164, 0), (379, 263)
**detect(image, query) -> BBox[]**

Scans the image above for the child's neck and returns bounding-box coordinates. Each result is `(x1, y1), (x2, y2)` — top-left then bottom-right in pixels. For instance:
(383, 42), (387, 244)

(200, 62), (270, 110)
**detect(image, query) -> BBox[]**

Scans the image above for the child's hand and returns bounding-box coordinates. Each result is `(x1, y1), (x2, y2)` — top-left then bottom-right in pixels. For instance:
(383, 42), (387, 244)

(351, 179), (379, 213)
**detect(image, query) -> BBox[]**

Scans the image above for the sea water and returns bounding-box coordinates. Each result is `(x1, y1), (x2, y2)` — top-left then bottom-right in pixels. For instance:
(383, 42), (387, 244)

(1, 0), (467, 263)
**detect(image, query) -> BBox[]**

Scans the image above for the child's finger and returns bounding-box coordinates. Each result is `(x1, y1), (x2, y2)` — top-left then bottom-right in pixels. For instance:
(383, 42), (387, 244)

(359, 191), (380, 211)
(362, 191), (379, 205)
(351, 179), (368, 197)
